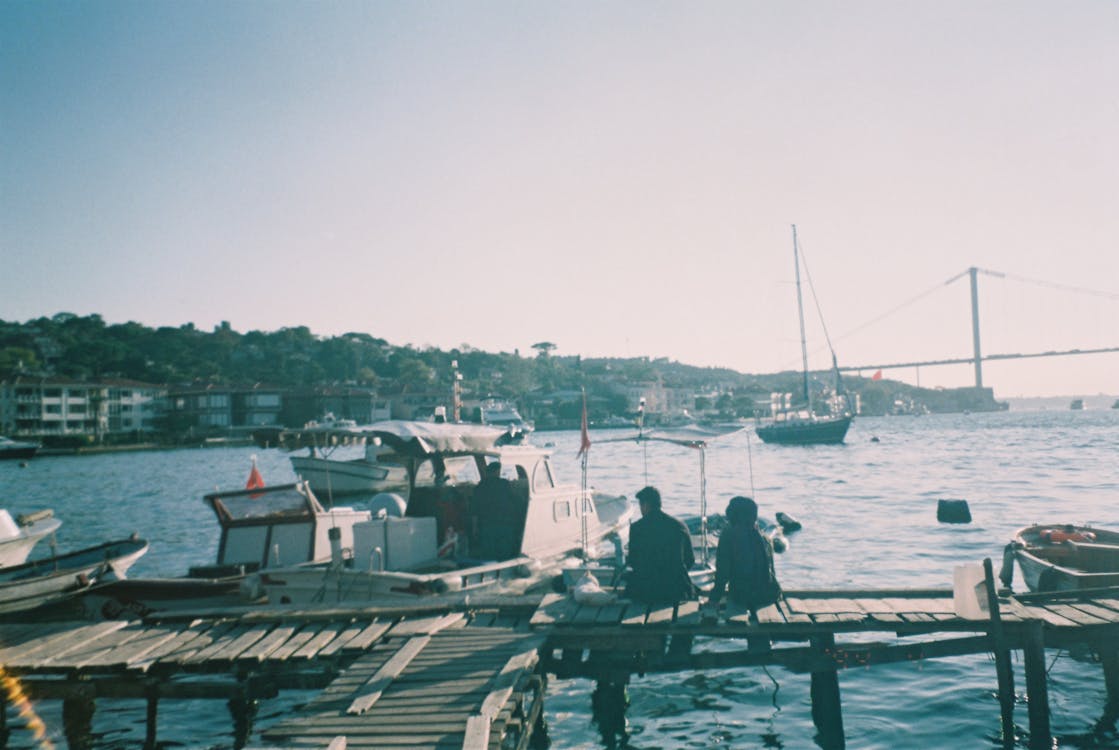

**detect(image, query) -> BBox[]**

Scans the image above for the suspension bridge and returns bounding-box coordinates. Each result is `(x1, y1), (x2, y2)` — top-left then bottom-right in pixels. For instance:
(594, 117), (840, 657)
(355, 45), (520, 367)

(832, 266), (1119, 389)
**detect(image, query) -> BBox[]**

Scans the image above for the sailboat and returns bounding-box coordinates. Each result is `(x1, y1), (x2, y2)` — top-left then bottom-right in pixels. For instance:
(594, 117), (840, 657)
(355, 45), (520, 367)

(755, 226), (853, 446)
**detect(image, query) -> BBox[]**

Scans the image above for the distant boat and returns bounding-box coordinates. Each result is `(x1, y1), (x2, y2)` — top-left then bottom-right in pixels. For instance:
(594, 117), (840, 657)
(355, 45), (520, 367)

(1005, 524), (1119, 593)
(0, 436), (39, 460)
(1070, 399), (1085, 410)
(480, 398), (534, 432)
(755, 226), (853, 446)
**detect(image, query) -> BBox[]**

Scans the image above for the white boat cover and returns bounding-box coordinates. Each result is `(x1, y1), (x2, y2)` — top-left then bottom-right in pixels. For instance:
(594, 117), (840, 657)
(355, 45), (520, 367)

(278, 420), (508, 456)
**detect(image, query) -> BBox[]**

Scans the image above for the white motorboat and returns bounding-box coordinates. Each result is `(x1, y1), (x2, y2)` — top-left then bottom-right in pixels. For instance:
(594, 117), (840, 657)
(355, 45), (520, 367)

(290, 439), (409, 498)
(81, 481), (372, 618)
(0, 436), (40, 460)
(251, 420), (633, 605)
(0, 509), (61, 568)
(480, 398), (534, 432)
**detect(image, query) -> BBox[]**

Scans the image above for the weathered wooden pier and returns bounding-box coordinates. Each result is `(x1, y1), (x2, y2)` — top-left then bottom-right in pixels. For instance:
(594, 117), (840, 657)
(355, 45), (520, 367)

(1, 573), (1118, 749)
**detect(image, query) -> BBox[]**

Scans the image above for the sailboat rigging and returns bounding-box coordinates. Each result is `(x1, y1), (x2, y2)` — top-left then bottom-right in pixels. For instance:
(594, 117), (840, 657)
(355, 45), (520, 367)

(755, 225), (853, 445)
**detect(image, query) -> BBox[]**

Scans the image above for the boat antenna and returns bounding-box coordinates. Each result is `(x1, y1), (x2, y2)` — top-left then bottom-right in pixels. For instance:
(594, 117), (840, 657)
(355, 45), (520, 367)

(792, 225), (811, 411)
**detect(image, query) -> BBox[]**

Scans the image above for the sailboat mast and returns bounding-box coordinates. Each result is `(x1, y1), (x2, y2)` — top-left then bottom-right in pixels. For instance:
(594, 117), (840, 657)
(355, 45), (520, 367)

(792, 225), (811, 410)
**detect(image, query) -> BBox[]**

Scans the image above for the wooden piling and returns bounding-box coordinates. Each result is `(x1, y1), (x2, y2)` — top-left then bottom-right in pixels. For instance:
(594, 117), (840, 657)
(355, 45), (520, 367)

(62, 693), (96, 750)
(1097, 642), (1119, 733)
(809, 634), (845, 749)
(144, 683), (159, 750)
(983, 557), (1016, 745)
(1021, 620), (1050, 749)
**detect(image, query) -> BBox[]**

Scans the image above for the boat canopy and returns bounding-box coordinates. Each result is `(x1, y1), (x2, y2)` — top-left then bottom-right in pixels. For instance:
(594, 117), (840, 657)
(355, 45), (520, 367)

(593, 423), (744, 449)
(269, 420), (512, 456)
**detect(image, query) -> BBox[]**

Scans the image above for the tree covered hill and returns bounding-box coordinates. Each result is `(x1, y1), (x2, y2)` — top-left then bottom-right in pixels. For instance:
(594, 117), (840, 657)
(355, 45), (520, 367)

(0, 313), (1003, 416)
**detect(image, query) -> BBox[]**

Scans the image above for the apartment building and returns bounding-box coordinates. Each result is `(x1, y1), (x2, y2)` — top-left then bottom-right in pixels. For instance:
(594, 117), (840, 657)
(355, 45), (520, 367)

(0, 376), (163, 437)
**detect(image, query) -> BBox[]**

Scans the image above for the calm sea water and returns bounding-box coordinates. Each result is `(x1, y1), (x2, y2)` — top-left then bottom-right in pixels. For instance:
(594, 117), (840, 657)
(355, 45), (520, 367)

(1, 409), (1117, 749)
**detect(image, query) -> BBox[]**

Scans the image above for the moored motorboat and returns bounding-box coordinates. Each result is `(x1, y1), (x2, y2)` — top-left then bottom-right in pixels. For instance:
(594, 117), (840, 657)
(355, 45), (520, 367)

(0, 436), (40, 460)
(0, 535), (148, 615)
(0, 508), (61, 568)
(81, 480), (372, 618)
(250, 420), (633, 605)
(1003, 524), (1119, 593)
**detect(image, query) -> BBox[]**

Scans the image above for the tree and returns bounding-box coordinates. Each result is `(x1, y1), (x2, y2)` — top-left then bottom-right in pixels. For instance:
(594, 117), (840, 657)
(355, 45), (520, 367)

(531, 342), (556, 358)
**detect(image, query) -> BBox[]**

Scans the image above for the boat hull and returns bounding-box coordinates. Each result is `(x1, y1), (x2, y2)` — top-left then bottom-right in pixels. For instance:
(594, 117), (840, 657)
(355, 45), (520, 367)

(0, 514), (62, 568)
(0, 444), (39, 460)
(756, 415), (851, 445)
(290, 456), (408, 496)
(0, 537), (148, 615)
(1012, 524), (1119, 592)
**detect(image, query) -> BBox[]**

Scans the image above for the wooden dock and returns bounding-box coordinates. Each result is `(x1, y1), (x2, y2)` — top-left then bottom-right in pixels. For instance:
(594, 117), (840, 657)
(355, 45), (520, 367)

(1, 573), (1118, 749)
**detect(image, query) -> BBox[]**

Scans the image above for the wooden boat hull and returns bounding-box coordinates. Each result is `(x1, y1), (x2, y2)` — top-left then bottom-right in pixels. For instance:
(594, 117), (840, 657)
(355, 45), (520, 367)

(1012, 524), (1119, 592)
(756, 414), (851, 445)
(0, 537), (148, 614)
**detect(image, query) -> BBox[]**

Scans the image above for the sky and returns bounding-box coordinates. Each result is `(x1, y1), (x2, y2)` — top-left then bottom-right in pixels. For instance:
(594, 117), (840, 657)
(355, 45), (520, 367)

(2, 1), (1117, 398)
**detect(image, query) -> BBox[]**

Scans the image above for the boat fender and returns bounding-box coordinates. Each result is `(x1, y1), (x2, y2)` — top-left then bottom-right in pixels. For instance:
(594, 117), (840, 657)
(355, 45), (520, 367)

(775, 512), (802, 534)
(16, 509), (53, 526)
(936, 499), (972, 524)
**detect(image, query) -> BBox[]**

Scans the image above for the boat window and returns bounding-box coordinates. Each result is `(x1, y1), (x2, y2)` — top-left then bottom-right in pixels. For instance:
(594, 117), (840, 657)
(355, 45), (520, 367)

(269, 523), (314, 566)
(414, 458), (437, 487)
(220, 525), (269, 566)
(445, 456), (481, 485)
(211, 489), (312, 521)
(553, 500), (571, 521)
(533, 459), (555, 491)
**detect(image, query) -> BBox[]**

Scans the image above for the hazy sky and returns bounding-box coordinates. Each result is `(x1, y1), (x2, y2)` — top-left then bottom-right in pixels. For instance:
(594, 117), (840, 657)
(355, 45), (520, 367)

(3, 1), (1117, 398)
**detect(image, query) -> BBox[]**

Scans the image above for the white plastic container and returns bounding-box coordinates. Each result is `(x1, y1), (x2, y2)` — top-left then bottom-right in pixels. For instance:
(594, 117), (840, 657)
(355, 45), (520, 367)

(953, 563), (990, 619)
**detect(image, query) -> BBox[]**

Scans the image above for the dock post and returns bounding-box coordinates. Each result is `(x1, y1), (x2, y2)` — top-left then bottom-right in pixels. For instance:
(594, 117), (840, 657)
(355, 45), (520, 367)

(591, 678), (629, 749)
(228, 688), (259, 750)
(62, 693), (96, 750)
(144, 683), (159, 750)
(809, 634), (845, 749)
(983, 558), (1016, 746)
(1, 693), (8, 746)
(1021, 620), (1050, 749)
(1096, 643), (1119, 734)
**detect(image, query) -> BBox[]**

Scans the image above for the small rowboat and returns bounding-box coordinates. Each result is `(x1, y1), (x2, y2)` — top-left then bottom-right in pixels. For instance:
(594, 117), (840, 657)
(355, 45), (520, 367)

(1005, 524), (1119, 593)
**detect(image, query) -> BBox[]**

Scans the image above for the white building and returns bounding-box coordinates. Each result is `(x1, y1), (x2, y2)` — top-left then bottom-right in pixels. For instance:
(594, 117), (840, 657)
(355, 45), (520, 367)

(0, 377), (164, 437)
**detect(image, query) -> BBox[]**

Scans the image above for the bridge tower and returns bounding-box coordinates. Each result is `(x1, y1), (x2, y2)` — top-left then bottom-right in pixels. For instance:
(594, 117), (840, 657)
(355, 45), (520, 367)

(969, 267), (983, 388)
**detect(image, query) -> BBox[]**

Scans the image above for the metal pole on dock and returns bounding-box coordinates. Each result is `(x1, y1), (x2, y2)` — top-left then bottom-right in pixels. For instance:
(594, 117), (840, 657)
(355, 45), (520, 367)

(983, 557), (1016, 745)
(1097, 643), (1119, 734)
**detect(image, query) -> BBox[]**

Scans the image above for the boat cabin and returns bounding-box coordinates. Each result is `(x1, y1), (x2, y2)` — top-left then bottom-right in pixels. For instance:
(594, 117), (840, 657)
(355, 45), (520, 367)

(191, 482), (370, 578)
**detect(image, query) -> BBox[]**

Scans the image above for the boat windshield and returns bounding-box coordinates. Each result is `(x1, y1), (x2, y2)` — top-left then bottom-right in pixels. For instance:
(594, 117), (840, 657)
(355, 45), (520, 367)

(208, 488), (314, 523)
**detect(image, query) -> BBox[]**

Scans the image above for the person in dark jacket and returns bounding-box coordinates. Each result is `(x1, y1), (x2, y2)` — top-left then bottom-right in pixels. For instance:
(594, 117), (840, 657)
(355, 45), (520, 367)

(624, 486), (697, 605)
(708, 495), (781, 615)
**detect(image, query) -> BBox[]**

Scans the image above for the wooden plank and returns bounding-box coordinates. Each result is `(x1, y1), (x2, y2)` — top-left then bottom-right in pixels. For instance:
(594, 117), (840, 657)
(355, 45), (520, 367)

(570, 604), (598, 625)
(756, 603), (786, 625)
(292, 623), (348, 660)
(1015, 604), (1082, 628)
(470, 612), (498, 627)
(620, 602), (649, 626)
(347, 636), (431, 715)
(183, 623), (267, 665)
(340, 620), (395, 653)
(129, 623), (216, 670)
(592, 602), (628, 625)
(645, 605), (676, 625)
(389, 613), (465, 637)
(1045, 603), (1110, 626)
(673, 600), (701, 625)
(463, 714), (491, 749)
(28, 621), (130, 667)
(1066, 602), (1119, 624)
(154, 621), (241, 665)
(60, 624), (152, 669)
(528, 594), (576, 627)
(267, 627), (322, 662)
(81, 624), (186, 669)
(235, 624), (299, 663)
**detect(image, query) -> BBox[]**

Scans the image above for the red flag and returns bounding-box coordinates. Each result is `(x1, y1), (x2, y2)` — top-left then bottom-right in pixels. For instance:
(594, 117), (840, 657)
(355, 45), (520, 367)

(246, 457), (265, 490)
(871, 370), (883, 381)
(577, 391), (591, 458)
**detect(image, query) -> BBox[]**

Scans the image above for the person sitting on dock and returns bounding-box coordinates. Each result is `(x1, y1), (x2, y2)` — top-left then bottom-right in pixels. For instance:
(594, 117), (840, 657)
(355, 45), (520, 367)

(708, 495), (782, 619)
(624, 486), (697, 606)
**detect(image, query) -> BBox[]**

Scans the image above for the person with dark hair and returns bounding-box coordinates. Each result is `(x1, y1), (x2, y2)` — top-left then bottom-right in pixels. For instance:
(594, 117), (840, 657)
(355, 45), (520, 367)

(472, 461), (520, 559)
(624, 486), (696, 605)
(709, 495), (782, 616)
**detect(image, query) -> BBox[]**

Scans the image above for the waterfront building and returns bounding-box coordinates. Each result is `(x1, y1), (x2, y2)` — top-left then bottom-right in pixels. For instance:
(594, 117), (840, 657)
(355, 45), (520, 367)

(0, 376), (163, 438)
